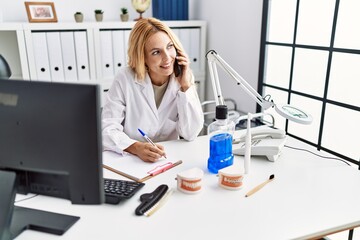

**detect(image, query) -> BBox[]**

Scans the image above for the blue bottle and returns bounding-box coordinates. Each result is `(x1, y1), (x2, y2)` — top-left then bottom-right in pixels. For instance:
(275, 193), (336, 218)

(207, 105), (235, 174)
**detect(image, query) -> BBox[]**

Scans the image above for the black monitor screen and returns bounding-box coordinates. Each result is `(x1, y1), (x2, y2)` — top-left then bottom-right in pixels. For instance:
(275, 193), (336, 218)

(0, 79), (104, 204)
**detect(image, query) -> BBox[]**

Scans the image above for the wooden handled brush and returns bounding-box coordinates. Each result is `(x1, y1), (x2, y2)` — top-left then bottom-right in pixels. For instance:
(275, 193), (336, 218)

(245, 174), (275, 197)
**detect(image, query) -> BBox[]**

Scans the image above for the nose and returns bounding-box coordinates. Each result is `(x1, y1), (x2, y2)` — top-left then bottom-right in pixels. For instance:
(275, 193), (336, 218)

(162, 51), (171, 61)
(162, 49), (175, 61)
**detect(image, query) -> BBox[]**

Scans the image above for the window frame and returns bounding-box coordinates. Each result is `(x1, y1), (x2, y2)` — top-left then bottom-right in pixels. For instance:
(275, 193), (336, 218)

(258, 0), (360, 165)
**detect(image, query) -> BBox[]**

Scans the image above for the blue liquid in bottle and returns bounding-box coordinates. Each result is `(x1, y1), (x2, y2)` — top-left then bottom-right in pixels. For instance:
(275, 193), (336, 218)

(208, 133), (234, 174)
(207, 105), (235, 174)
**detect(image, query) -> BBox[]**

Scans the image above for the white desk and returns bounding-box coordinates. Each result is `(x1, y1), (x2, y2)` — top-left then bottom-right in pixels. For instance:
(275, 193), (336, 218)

(15, 129), (360, 240)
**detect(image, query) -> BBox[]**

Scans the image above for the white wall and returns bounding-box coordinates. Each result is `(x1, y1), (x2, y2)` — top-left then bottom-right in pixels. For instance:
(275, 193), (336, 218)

(1, 0), (153, 22)
(1, 0), (263, 113)
(191, 0), (263, 114)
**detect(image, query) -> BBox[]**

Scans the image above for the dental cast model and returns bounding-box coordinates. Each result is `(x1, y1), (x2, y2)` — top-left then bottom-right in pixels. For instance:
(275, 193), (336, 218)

(177, 168), (204, 194)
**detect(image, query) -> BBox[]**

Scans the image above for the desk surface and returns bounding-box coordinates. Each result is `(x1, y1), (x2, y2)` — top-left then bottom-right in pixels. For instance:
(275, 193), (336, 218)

(15, 128), (360, 240)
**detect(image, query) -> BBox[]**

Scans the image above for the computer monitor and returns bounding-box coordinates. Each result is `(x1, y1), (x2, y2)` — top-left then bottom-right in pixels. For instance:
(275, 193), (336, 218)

(0, 79), (104, 238)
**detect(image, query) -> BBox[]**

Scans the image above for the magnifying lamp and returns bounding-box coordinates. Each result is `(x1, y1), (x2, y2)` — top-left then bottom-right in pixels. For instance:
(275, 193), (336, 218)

(206, 50), (312, 125)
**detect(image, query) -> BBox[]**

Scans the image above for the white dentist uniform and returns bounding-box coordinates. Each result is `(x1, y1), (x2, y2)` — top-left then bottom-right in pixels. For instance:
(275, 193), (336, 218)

(102, 67), (204, 155)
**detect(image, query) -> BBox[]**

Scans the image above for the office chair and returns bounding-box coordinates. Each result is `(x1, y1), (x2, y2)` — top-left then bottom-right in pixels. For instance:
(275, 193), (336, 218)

(0, 54), (12, 79)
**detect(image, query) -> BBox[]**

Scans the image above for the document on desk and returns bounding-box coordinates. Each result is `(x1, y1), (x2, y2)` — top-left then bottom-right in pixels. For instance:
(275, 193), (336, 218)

(102, 151), (182, 182)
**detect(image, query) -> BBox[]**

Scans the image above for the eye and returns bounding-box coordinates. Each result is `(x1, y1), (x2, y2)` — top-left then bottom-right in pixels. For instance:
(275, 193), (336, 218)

(167, 43), (175, 49)
(151, 50), (160, 55)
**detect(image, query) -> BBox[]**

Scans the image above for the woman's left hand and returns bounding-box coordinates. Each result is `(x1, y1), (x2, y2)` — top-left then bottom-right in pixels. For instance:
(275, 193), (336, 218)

(175, 49), (193, 92)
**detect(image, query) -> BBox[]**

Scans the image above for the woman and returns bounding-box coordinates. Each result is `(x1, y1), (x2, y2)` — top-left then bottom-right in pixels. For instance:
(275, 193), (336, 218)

(102, 18), (204, 162)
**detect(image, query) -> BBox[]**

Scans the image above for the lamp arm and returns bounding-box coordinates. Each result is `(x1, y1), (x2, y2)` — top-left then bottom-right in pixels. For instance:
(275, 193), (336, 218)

(208, 58), (225, 106)
(206, 50), (313, 125)
(206, 50), (274, 110)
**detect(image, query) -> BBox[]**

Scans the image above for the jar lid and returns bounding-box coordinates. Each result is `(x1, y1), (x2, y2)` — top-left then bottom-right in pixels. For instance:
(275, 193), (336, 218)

(177, 167), (204, 180)
(218, 165), (243, 177)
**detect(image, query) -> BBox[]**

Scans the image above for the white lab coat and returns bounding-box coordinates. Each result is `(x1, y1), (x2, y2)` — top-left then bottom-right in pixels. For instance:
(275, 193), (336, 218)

(102, 67), (204, 155)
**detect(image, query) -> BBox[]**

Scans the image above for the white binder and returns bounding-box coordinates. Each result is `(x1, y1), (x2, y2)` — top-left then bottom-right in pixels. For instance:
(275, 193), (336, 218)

(31, 32), (51, 81)
(74, 31), (90, 81)
(99, 30), (114, 79)
(179, 28), (200, 71)
(46, 32), (65, 82)
(171, 28), (180, 48)
(188, 28), (200, 71)
(112, 30), (126, 75)
(178, 29), (190, 58)
(60, 31), (78, 81)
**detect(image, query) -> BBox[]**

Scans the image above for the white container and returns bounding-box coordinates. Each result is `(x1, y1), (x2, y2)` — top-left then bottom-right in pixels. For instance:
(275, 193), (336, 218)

(177, 168), (204, 194)
(218, 165), (244, 190)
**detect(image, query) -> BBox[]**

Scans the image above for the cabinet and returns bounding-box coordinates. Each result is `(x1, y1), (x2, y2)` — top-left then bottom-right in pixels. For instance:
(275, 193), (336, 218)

(0, 21), (207, 105)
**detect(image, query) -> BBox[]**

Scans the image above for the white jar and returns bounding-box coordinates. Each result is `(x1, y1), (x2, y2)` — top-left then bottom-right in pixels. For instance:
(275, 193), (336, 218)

(218, 165), (244, 190)
(177, 168), (204, 194)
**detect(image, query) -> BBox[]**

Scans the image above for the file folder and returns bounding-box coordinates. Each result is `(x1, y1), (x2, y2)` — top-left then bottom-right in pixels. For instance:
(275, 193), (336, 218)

(188, 28), (200, 71)
(100, 30), (114, 79)
(179, 28), (200, 71)
(112, 30), (127, 75)
(60, 31), (78, 81)
(74, 31), (90, 81)
(46, 32), (65, 82)
(32, 32), (51, 81)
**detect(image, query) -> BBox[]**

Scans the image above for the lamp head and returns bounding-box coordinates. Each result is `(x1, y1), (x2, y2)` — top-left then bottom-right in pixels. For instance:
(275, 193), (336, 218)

(274, 104), (313, 125)
(0, 55), (12, 79)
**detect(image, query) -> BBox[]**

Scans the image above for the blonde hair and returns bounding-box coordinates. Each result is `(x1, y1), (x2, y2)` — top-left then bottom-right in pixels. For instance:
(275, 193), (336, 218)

(128, 18), (185, 80)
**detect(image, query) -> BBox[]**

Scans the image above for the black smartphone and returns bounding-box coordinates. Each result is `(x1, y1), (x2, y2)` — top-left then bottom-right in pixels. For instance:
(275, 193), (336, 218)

(174, 59), (182, 77)
(174, 50), (182, 77)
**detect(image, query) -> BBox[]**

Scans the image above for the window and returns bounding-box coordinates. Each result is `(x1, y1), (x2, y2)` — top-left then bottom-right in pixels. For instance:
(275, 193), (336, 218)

(259, 0), (360, 164)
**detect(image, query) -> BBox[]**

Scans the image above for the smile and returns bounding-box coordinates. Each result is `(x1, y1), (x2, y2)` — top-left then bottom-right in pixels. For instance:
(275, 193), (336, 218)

(161, 63), (171, 68)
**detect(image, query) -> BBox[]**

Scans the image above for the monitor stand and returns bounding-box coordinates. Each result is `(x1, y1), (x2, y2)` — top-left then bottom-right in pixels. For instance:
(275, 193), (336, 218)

(0, 171), (16, 240)
(10, 206), (80, 238)
(0, 170), (80, 239)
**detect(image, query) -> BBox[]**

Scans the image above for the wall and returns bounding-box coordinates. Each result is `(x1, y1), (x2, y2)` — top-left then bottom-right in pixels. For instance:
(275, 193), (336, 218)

(1, 0), (263, 113)
(191, 0), (263, 114)
(1, 0), (154, 22)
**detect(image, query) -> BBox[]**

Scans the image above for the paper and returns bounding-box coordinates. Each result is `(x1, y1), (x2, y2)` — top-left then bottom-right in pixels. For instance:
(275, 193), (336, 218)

(102, 151), (181, 182)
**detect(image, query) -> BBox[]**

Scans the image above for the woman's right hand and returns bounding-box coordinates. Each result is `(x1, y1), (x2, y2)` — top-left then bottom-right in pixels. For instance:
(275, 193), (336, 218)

(125, 142), (166, 162)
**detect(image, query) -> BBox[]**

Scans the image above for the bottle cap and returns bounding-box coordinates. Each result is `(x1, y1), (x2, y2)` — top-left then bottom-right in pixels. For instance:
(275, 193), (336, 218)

(215, 105), (228, 120)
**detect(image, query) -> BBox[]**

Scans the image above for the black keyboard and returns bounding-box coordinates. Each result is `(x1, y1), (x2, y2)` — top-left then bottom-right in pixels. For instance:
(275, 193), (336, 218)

(104, 178), (145, 204)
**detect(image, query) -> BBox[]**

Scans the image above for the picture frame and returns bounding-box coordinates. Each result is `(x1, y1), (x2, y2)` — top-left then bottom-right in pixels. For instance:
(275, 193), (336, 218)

(25, 2), (58, 23)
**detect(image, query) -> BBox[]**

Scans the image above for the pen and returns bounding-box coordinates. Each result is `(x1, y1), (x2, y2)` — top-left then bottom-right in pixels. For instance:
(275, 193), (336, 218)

(138, 128), (167, 159)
